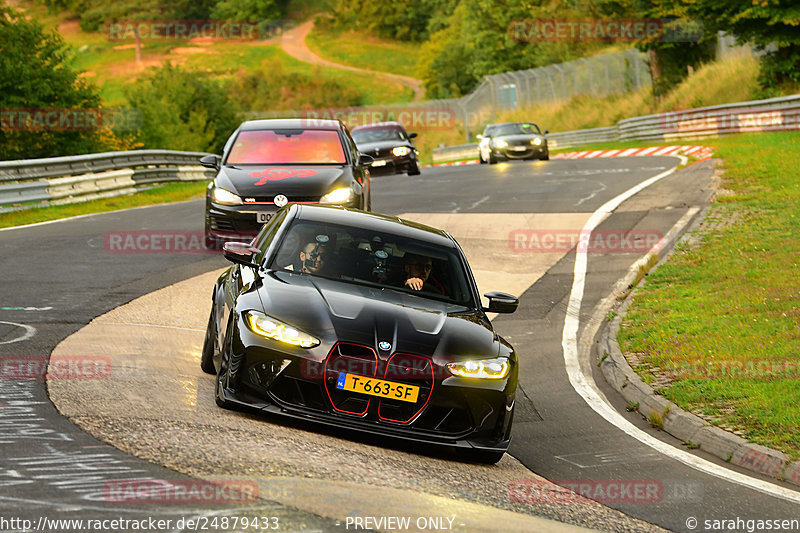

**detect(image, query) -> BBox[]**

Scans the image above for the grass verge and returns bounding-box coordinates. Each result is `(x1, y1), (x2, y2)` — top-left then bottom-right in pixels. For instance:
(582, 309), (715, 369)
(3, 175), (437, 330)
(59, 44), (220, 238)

(0, 182), (208, 229)
(617, 131), (800, 459)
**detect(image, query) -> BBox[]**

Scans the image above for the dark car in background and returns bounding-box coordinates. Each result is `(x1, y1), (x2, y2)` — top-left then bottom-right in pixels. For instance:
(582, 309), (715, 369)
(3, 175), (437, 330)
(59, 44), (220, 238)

(351, 122), (421, 176)
(201, 118), (372, 247)
(478, 122), (549, 163)
(201, 204), (520, 463)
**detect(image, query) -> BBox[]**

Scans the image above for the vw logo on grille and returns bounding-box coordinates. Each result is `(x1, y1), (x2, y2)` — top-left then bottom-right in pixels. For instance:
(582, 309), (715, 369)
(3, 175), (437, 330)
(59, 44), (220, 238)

(273, 194), (288, 207)
(378, 341), (392, 351)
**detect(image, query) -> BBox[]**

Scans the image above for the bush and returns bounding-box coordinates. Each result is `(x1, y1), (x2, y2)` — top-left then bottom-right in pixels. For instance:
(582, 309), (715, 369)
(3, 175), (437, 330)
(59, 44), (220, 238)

(125, 64), (241, 153)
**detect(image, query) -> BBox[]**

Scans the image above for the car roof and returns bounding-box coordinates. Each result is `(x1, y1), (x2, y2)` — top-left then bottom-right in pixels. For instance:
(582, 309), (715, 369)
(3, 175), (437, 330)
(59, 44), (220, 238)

(239, 118), (344, 131)
(351, 121), (406, 132)
(292, 205), (455, 247)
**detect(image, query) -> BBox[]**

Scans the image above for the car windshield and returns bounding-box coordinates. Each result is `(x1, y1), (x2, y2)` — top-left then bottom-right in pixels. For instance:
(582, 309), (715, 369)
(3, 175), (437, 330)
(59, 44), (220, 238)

(269, 219), (475, 307)
(226, 129), (346, 165)
(352, 129), (407, 144)
(494, 123), (541, 136)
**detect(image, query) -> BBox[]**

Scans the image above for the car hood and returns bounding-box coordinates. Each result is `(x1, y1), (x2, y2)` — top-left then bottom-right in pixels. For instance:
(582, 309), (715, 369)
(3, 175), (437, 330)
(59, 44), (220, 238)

(356, 140), (413, 153)
(215, 165), (349, 197)
(496, 134), (540, 143)
(254, 272), (498, 359)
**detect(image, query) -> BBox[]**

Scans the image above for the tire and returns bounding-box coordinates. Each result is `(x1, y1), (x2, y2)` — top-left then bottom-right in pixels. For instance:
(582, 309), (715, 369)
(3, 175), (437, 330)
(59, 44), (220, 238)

(407, 162), (421, 176)
(200, 308), (217, 375)
(479, 151), (487, 164)
(488, 153), (497, 165)
(541, 154), (550, 161)
(466, 449), (505, 464)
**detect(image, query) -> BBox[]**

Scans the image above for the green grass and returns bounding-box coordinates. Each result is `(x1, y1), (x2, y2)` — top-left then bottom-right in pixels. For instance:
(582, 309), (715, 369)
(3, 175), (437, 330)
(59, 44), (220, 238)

(306, 25), (422, 79)
(618, 131), (800, 459)
(0, 181), (208, 229)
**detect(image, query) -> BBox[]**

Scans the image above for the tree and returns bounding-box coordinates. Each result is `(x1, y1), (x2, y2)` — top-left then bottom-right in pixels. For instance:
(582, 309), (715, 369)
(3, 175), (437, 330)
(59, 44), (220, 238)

(81, 0), (164, 64)
(0, 5), (103, 159)
(125, 64), (240, 153)
(682, 0), (800, 89)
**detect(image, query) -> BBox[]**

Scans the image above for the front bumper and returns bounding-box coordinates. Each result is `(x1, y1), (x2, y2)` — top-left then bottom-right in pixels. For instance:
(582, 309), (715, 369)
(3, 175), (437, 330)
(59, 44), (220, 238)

(368, 154), (419, 175)
(495, 144), (549, 160)
(221, 332), (516, 452)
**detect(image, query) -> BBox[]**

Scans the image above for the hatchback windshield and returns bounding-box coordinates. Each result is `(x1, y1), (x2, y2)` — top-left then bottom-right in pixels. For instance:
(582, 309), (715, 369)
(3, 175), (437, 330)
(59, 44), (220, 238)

(270, 220), (474, 307)
(352, 129), (407, 144)
(494, 123), (541, 136)
(227, 129), (346, 165)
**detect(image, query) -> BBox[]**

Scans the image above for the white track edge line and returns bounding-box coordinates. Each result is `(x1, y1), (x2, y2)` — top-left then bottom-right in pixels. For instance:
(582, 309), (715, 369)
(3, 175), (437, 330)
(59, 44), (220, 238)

(561, 157), (800, 504)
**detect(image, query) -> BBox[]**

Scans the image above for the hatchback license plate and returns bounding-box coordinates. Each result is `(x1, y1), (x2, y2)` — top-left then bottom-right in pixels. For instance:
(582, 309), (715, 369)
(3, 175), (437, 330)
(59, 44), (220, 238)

(336, 373), (419, 403)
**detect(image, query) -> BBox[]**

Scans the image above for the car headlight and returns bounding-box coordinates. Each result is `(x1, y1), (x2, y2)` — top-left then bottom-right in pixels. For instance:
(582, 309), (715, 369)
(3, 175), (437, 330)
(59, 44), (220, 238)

(245, 311), (319, 348)
(446, 357), (510, 379)
(494, 139), (508, 149)
(211, 187), (242, 205)
(531, 137), (543, 146)
(319, 187), (355, 204)
(392, 146), (411, 157)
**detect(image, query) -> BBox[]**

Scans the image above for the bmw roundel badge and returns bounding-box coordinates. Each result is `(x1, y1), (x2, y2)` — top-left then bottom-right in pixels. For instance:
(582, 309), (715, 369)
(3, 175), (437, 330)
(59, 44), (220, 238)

(378, 341), (392, 351)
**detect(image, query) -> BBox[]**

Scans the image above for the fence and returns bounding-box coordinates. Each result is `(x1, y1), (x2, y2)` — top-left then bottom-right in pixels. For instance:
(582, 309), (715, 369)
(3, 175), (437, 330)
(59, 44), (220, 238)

(432, 94), (800, 163)
(0, 150), (213, 212)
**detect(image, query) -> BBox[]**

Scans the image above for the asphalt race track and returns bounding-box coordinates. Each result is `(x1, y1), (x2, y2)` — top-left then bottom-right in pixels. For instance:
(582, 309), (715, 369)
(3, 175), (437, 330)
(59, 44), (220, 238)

(1, 156), (799, 532)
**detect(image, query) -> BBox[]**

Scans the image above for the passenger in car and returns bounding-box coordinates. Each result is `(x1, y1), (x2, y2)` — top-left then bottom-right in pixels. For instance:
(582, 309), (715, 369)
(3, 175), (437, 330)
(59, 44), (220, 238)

(402, 253), (445, 295)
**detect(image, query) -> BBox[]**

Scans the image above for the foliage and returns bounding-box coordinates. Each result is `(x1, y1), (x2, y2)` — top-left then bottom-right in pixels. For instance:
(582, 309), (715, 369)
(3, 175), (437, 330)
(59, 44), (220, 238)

(124, 64), (240, 153)
(228, 59), (362, 112)
(0, 5), (104, 159)
(210, 0), (288, 22)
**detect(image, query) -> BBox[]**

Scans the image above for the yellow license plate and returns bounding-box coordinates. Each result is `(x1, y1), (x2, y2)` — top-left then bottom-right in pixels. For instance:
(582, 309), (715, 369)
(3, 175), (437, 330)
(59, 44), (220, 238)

(336, 373), (419, 403)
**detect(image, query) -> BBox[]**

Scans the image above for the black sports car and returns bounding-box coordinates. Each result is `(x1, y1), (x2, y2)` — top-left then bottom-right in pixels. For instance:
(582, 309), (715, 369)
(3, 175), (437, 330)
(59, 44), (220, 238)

(351, 122), (421, 176)
(202, 118), (372, 248)
(201, 204), (519, 463)
(478, 122), (549, 163)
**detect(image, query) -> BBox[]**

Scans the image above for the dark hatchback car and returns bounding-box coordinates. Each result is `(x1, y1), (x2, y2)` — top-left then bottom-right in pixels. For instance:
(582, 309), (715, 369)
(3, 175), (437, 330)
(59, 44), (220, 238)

(201, 204), (520, 463)
(478, 122), (549, 163)
(351, 122), (421, 176)
(201, 118), (372, 246)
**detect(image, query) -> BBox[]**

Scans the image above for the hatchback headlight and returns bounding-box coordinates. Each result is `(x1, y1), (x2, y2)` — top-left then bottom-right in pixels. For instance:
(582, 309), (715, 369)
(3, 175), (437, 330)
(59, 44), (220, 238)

(392, 146), (411, 157)
(211, 187), (242, 205)
(320, 187), (355, 204)
(447, 357), (510, 379)
(531, 137), (543, 146)
(244, 311), (319, 348)
(494, 139), (508, 149)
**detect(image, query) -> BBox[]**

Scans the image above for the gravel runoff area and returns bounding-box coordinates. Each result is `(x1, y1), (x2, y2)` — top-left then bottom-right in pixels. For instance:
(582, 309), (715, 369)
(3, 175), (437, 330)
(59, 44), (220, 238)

(48, 269), (667, 533)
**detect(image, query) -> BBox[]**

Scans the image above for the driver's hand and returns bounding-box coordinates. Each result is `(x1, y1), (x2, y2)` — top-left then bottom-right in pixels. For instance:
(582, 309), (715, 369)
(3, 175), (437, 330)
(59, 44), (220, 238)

(405, 277), (423, 290)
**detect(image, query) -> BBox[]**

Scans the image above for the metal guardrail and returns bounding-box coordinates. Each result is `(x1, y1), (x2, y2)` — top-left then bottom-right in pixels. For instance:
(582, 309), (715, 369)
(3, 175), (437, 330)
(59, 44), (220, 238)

(0, 150), (213, 212)
(432, 94), (800, 162)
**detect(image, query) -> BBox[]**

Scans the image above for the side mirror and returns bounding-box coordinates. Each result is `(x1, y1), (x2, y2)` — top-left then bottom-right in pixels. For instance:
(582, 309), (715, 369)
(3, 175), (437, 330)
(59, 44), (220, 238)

(358, 153), (375, 166)
(544, 130), (549, 135)
(408, 132), (418, 139)
(483, 291), (519, 314)
(200, 154), (221, 170)
(223, 241), (260, 267)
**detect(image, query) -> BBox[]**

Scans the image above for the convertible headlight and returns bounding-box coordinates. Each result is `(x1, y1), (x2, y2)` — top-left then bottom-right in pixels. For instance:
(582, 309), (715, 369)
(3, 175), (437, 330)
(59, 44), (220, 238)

(531, 137), (543, 146)
(447, 357), (510, 379)
(245, 311), (319, 348)
(211, 187), (242, 205)
(319, 187), (355, 204)
(392, 146), (411, 157)
(494, 139), (508, 149)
